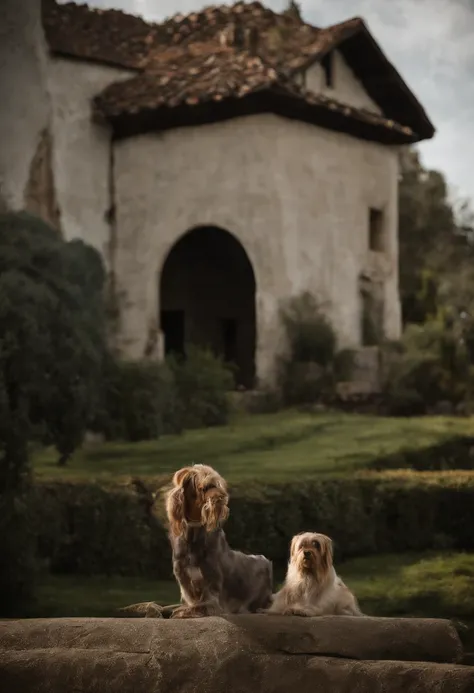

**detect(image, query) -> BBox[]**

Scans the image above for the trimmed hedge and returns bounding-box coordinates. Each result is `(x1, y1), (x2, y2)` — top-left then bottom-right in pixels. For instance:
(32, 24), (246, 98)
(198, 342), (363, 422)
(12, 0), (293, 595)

(34, 480), (171, 578)
(369, 437), (474, 471)
(33, 472), (474, 579)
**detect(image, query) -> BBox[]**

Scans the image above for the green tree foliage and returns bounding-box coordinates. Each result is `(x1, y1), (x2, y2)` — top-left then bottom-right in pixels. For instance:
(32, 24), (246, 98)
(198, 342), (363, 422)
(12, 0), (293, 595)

(398, 148), (474, 368)
(383, 317), (474, 415)
(398, 148), (474, 325)
(0, 212), (107, 615)
(398, 148), (455, 324)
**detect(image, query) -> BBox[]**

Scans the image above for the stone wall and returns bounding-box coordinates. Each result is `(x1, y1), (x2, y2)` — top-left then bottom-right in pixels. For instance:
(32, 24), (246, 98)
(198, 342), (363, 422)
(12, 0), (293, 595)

(0, 0), (52, 215)
(46, 57), (133, 257)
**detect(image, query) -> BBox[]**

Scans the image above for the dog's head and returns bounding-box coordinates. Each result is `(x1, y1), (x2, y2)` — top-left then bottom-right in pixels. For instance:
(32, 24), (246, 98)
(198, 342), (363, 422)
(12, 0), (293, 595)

(289, 532), (333, 582)
(165, 464), (229, 537)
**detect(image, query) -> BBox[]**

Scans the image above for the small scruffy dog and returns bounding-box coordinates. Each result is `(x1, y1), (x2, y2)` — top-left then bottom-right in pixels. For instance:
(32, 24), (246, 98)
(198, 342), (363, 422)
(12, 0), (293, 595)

(267, 531), (362, 617)
(165, 464), (273, 619)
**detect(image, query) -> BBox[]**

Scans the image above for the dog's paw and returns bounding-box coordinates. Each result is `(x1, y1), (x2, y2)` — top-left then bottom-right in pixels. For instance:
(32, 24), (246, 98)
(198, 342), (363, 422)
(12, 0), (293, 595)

(171, 605), (217, 619)
(285, 607), (311, 617)
(171, 607), (199, 619)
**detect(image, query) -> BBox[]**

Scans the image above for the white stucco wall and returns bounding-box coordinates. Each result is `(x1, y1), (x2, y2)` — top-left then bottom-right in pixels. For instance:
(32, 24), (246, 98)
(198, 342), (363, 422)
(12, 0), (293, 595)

(113, 113), (400, 383)
(47, 57), (133, 256)
(306, 51), (382, 115)
(0, 0), (51, 210)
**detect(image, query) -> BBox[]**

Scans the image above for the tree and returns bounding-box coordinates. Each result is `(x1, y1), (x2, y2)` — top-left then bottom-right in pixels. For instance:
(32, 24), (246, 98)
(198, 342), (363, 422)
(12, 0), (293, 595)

(398, 148), (455, 324)
(0, 212), (107, 615)
(398, 148), (474, 368)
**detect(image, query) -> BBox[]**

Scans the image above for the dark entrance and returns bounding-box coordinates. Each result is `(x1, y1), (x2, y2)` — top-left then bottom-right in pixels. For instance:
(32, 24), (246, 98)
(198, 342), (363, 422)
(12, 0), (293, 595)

(160, 226), (256, 388)
(161, 310), (185, 357)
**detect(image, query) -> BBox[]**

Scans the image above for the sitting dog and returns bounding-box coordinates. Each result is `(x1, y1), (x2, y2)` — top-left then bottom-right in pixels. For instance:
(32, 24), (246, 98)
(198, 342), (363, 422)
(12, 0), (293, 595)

(267, 531), (362, 617)
(165, 463), (273, 619)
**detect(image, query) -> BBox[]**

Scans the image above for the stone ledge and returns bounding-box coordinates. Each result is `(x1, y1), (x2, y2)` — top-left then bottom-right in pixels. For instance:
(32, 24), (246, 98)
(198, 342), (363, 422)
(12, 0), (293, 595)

(0, 616), (472, 693)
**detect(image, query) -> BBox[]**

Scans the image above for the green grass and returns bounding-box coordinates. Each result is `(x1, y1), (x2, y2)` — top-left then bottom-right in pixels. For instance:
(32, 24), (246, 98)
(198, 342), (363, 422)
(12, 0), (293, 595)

(33, 411), (474, 482)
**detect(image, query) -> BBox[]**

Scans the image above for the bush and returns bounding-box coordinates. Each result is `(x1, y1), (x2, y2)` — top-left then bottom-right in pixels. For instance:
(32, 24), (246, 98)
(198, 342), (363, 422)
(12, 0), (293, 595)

(277, 359), (335, 406)
(93, 347), (234, 441)
(33, 472), (474, 579)
(333, 348), (357, 382)
(34, 480), (171, 578)
(277, 293), (355, 405)
(382, 319), (474, 413)
(94, 358), (179, 442)
(167, 346), (235, 429)
(280, 292), (336, 365)
(0, 212), (107, 615)
(0, 489), (38, 616)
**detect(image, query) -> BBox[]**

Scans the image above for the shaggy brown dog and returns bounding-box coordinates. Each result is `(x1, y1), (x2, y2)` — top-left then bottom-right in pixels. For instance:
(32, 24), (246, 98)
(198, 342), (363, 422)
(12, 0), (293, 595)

(165, 464), (273, 619)
(267, 532), (362, 617)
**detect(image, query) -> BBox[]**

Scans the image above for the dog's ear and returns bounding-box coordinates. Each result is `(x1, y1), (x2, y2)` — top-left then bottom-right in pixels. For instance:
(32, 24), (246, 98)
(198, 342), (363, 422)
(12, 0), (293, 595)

(166, 468), (197, 536)
(289, 535), (300, 561)
(173, 467), (193, 488)
(165, 486), (186, 537)
(328, 538), (334, 558)
(320, 536), (333, 573)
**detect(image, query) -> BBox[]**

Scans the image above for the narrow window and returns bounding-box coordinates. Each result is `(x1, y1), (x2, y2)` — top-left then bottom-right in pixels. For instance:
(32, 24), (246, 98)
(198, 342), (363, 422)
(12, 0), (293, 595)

(369, 207), (385, 252)
(321, 51), (334, 88)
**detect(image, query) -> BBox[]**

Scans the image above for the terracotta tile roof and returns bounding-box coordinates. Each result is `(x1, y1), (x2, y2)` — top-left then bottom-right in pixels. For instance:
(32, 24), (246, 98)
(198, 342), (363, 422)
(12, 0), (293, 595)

(42, 0), (363, 71)
(94, 62), (416, 145)
(43, 0), (434, 143)
(42, 0), (158, 69)
(94, 47), (279, 114)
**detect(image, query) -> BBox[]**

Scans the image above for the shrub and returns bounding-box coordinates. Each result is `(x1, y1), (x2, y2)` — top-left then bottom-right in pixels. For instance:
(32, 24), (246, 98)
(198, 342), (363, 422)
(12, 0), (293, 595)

(333, 348), (357, 382)
(280, 292), (336, 365)
(277, 359), (335, 406)
(382, 319), (474, 412)
(0, 489), (38, 616)
(278, 293), (356, 405)
(33, 471), (474, 580)
(94, 358), (179, 442)
(167, 346), (235, 429)
(34, 479), (171, 578)
(0, 212), (107, 614)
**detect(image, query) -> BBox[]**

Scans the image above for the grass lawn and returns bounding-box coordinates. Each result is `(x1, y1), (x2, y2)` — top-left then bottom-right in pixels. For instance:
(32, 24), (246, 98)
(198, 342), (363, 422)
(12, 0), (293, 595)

(30, 551), (474, 650)
(33, 410), (474, 482)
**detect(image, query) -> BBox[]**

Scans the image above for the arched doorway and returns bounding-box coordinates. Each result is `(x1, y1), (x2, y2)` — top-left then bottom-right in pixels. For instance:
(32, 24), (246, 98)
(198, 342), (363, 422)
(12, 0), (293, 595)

(160, 226), (256, 388)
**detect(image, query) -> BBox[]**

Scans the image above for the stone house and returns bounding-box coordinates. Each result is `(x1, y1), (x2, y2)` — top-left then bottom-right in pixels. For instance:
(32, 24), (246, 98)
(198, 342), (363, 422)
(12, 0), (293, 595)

(0, 0), (434, 388)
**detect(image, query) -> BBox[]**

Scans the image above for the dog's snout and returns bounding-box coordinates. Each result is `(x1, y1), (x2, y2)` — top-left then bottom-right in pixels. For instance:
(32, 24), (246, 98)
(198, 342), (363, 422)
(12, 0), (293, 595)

(303, 550), (311, 559)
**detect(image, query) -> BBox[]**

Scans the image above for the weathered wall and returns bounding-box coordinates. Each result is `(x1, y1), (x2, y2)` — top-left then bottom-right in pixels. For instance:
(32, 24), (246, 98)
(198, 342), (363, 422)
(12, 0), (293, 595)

(0, 0), (52, 213)
(47, 57), (133, 256)
(114, 113), (400, 383)
(306, 50), (382, 115)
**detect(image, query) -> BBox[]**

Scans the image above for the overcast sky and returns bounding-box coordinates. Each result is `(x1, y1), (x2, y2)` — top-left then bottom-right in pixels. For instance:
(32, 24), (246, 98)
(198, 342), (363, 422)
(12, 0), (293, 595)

(69, 0), (474, 203)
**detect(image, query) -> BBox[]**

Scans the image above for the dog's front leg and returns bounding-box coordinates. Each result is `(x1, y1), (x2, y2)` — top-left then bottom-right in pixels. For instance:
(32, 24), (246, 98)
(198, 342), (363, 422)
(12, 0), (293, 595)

(172, 566), (224, 619)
